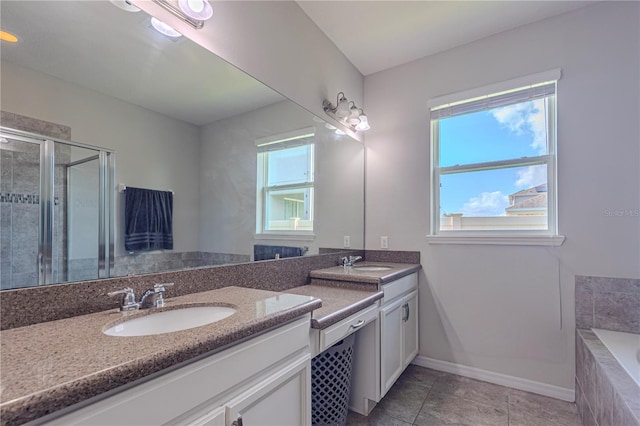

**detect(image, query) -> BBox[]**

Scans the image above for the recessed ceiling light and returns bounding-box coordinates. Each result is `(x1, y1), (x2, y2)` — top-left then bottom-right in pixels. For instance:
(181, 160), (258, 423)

(109, 0), (141, 12)
(0, 30), (18, 43)
(151, 17), (182, 38)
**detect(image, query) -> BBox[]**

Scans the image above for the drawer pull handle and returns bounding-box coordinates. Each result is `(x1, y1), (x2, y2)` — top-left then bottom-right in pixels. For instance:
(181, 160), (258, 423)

(350, 319), (365, 329)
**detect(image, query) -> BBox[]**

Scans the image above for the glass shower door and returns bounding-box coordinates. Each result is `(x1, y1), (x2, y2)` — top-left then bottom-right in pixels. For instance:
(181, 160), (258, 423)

(0, 135), (44, 289)
(60, 146), (101, 283)
(1, 128), (114, 289)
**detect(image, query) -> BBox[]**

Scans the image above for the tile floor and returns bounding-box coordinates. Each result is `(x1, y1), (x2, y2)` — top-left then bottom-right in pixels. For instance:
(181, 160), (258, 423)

(346, 365), (579, 426)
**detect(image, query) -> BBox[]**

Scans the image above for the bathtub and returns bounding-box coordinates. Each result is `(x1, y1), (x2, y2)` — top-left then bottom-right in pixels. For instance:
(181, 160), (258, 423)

(592, 328), (640, 387)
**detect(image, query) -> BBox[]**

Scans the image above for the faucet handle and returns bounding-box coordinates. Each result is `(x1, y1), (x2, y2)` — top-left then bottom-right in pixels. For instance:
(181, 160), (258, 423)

(153, 283), (174, 308)
(153, 282), (174, 292)
(108, 288), (139, 311)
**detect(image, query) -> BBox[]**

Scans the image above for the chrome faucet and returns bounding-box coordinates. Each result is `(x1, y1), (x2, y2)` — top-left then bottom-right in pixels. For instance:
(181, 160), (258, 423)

(341, 255), (363, 267)
(107, 288), (140, 311)
(139, 283), (174, 309)
(108, 283), (174, 311)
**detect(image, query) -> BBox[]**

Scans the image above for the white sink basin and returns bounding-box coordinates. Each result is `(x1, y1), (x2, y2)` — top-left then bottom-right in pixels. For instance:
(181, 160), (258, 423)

(352, 266), (392, 272)
(103, 306), (236, 337)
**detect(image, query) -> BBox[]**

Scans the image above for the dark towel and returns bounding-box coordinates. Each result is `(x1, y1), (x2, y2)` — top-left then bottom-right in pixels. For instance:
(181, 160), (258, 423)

(254, 245), (303, 261)
(124, 187), (173, 252)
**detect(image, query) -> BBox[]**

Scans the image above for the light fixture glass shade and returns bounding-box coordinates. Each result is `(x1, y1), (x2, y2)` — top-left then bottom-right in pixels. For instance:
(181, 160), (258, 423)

(355, 114), (370, 131)
(178, 0), (214, 21)
(151, 17), (182, 38)
(347, 105), (361, 126)
(335, 96), (350, 120)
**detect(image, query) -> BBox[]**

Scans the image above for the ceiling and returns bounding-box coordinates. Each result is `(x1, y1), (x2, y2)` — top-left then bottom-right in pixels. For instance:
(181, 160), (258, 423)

(297, 1), (597, 76)
(1, 1), (597, 127)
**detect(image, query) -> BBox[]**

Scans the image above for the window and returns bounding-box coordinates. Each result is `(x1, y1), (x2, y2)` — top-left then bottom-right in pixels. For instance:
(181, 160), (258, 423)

(429, 70), (563, 244)
(256, 128), (315, 234)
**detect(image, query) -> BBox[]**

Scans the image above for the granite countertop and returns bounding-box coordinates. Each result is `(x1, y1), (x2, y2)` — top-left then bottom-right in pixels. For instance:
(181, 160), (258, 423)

(0, 286), (321, 426)
(287, 284), (384, 329)
(309, 262), (421, 285)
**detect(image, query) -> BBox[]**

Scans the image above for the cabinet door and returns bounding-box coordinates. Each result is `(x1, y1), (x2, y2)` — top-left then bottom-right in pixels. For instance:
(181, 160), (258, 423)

(225, 354), (310, 426)
(402, 290), (419, 368)
(380, 297), (404, 397)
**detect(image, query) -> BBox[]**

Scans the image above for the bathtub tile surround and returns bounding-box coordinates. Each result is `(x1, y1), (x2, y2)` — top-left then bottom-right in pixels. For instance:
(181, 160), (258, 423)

(109, 251), (250, 278)
(575, 275), (640, 333)
(575, 275), (640, 426)
(576, 329), (639, 426)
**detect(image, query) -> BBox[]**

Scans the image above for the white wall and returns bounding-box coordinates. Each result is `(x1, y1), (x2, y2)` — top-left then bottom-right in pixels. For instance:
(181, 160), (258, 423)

(133, 0), (364, 139)
(199, 101), (364, 257)
(364, 1), (639, 394)
(1, 61), (201, 256)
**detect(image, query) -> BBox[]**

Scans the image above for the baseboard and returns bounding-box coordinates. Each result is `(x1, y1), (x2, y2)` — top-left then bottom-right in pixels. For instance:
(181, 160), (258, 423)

(412, 355), (575, 402)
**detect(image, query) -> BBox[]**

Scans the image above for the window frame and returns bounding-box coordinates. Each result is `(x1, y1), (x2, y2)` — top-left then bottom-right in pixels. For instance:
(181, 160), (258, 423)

(427, 70), (565, 246)
(255, 127), (316, 238)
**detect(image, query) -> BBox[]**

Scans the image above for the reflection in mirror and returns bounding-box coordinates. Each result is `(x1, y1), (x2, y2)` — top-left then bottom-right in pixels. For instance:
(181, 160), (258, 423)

(0, 0), (364, 289)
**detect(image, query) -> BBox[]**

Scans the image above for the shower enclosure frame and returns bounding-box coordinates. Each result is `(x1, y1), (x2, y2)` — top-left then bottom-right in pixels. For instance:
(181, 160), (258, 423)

(0, 126), (115, 286)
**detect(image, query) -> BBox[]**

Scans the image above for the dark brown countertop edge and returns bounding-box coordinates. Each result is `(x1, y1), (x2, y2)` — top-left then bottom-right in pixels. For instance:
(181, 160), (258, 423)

(0, 299), (321, 426)
(310, 291), (384, 329)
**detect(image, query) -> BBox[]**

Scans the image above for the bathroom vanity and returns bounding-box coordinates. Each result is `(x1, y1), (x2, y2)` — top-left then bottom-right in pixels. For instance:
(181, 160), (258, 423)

(307, 262), (421, 415)
(0, 261), (420, 425)
(0, 287), (321, 425)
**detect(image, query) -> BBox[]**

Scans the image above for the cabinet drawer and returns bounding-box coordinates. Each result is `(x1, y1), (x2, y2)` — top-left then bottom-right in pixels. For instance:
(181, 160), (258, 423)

(319, 304), (378, 352)
(382, 273), (417, 303)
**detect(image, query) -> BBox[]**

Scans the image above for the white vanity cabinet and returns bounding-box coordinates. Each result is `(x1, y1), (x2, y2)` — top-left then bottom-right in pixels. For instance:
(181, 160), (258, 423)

(44, 316), (311, 426)
(380, 273), (418, 397)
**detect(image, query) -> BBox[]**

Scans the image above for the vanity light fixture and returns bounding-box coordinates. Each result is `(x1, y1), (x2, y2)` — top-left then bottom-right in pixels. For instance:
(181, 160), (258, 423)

(323, 92), (371, 132)
(178, 0), (213, 21)
(151, 0), (213, 30)
(355, 110), (370, 131)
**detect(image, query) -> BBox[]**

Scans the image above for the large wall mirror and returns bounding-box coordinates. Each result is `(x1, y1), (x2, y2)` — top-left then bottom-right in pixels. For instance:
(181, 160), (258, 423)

(0, 1), (364, 290)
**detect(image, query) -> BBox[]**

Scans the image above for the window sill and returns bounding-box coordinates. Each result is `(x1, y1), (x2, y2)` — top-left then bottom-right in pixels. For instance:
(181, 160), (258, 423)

(426, 234), (565, 246)
(254, 233), (316, 242)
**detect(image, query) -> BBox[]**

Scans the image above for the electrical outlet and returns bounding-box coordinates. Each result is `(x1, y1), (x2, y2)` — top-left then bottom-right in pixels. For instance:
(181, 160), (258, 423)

(381, 236), (388, 249)
(343, 235), (350, 248)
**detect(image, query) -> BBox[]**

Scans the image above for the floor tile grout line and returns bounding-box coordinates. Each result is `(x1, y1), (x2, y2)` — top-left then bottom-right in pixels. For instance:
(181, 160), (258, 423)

(411, 382), (436, 425)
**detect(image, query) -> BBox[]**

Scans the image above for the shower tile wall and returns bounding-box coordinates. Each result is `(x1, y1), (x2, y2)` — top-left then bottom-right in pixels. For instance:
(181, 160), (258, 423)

(0, 111), (71, 289)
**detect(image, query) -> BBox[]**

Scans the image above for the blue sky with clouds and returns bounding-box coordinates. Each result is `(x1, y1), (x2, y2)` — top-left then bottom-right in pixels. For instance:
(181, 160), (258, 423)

(439, 99), (548, 216)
